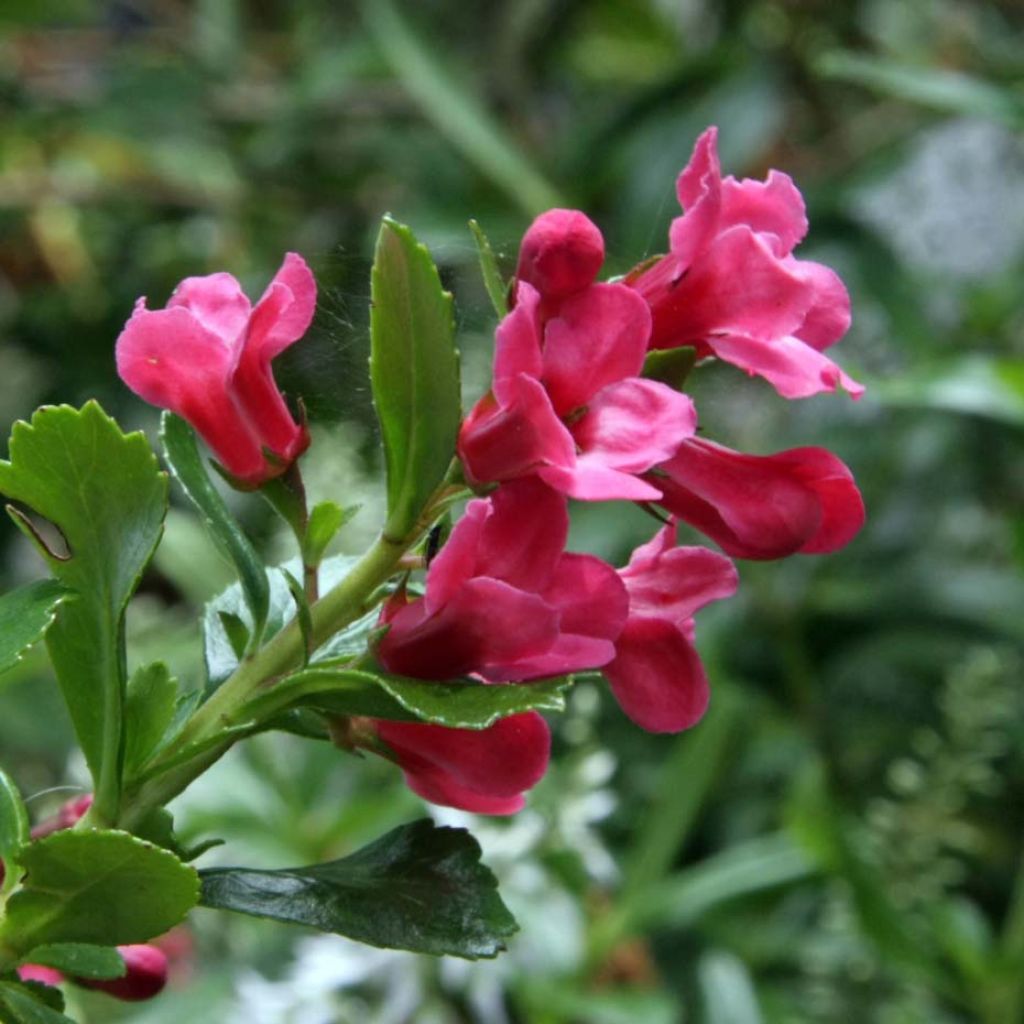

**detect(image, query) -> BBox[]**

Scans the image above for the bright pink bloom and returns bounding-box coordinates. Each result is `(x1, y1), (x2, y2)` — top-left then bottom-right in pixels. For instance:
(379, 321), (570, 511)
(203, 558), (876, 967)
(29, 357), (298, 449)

(627, 127), (862, 401)
(377, 712), (551, 815)
(653, 438), (865, 559)
(459, 282), (696, 501)
(374, 477), (628, 813)
(379, 477), (628, 681)
(604, 523), (738, 733)
(116, 253), (315, 485)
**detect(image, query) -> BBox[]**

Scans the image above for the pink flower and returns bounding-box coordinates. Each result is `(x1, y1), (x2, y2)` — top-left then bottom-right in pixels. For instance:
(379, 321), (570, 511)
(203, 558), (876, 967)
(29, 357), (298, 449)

(603, 523), (738, 733)
(116, 253), (315, 486)
(459, 277), (696, 501)
(374, 477), (628, 813)
(652, 438), (865, 560)
(515, 208), (605, 309)
(627, 127), (863, 401)
(377, 713), (551, 815)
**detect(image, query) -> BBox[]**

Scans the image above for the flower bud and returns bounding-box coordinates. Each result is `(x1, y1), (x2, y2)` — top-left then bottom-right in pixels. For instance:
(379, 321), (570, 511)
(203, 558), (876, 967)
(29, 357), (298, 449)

(78, 945), (168, 1002)
(515, 209), (604, 301)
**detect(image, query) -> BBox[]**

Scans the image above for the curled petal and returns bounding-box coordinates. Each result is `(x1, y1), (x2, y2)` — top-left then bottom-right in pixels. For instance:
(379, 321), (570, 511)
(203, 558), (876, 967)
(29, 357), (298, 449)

(493, 283), (543, 392)
(250, 252), (317, 362)
(573, 378), (697, 473)
(620, 527), (739, 621)
(378, 578), (559, 679)
(703, 331), (863, 400)
(378, 711), (551, 813)
(657, 439), (867, 558)
(790, 259), (852, 352)
(539, 458), (663, 502)
(604, 616), (710, 733)
(541, 284), (652, 415)
(167, 271), (250, 347)
(669, 126), (723, 268)
(515, 209), (605, 300)
(720, 170), (808, 256)
(459, 375), (576, 486)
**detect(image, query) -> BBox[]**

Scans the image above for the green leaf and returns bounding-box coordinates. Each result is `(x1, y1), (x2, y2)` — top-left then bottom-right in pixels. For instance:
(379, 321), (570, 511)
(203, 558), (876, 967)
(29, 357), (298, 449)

(246, 666), (570, 730)
(302, 501), (355, 569)
(203, 555), (360, 688)
(123, 662), (179, 778)
(0, 580), (67, 678)
(18, 944), (124, 981)
(468, 219), (509, 318)
(642, 347), (697, 390)
(0, 402), (167, 821)
(0, 769), (29, 898)
(369, 216), (461, 539)
(361, 0), (562, 215)
(279, 569), (312, 665)
(161, 412), (269, 645)
(0, 829), (199, 954)
(199, 819), (516, 958)
(0, 983), (75, 1024)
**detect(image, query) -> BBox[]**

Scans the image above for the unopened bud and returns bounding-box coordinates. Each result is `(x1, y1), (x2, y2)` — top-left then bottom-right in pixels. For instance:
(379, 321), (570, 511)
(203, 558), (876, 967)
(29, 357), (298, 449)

(79, 945), (168, 1002)
(516, 209), (604, 300)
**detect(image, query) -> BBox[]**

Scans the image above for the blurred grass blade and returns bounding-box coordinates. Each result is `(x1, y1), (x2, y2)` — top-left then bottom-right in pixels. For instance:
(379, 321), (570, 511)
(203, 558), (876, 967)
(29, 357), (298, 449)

(469, 219), (509, 317)
(699, 950), (765, 1024)
(815, 52), (1024, 127)
(361, 0), (562, 215)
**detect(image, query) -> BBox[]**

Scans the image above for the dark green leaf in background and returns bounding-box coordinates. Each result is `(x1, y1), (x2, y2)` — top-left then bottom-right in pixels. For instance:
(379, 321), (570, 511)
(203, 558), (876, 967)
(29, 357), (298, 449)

(0, 403), (167, 820)
(199, 819), (517, 958)
(161, 412), (269, 646)
(0, 830), (199, 954)
(369, 216), (461, 540)
(0, 982), (75, 1024)
(0, 580), (67, 678)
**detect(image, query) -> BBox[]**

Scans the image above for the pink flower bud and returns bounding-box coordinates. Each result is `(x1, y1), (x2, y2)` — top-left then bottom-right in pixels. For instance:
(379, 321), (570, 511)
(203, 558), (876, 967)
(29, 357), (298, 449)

(515, 209), (604, 301)
(78, 945), (168, 1002)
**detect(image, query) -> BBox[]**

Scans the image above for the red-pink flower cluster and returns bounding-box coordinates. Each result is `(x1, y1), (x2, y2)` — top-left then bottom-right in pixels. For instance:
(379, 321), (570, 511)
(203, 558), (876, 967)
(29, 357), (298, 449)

(116, 253), (315, 486)
(375, 127), (864, 814)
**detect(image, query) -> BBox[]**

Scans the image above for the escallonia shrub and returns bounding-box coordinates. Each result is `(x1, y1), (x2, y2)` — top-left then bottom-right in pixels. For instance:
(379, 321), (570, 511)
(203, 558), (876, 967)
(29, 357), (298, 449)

(0, 127), (863, 1021)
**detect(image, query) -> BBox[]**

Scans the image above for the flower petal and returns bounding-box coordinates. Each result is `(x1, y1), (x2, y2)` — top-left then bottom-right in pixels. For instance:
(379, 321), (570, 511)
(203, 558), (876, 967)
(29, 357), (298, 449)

(493, 282), (543, 393)
(115, 304), (267, 481)
(167, 271), (251, 347)
(423, 497), (491, 613)
(573, 378), (697, 473)
(669, 126), (723, 268)
(603, 616), (710, 733)
(539, 459), (663, 502)
(719, 170), (808, 256)
(459, 374), (576, 485)
(541, 284), (652, 415)
(515, 209), (605, 300)
(250, 252), (317, 362)
(789, 259), (852, 352)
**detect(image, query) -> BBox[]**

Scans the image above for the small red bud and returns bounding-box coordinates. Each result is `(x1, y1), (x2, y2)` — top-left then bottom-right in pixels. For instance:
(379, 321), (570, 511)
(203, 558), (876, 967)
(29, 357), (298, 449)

(78, 945), (168, 1002)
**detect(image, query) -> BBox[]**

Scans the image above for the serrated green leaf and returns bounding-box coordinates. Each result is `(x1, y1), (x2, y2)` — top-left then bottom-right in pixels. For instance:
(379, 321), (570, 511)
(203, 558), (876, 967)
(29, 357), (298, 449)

(0, 830), (199, 954)
(18, 944), (124, 981)
(247, 666), (570, 730)
(161, 412), (269, 645)
(0, 982), (74, 1024)
(203, 555), (361, 688)
(123, 663), (179, 778)
(0, 769), (29, 898)
(468, 219), (509, 318)
(0, 402), (167, 820)
(369, 216), (461, 539)
(199, 819), (516, 958)
(0, 581), (67, 678)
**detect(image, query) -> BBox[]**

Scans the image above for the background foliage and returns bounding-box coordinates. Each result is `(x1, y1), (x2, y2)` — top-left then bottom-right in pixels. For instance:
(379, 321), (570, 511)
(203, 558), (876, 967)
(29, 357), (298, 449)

(1, 0), (1023, 1021)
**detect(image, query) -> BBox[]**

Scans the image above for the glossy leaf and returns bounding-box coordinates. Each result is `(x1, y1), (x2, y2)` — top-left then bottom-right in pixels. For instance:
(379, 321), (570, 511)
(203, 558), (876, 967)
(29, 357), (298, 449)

(123, 662), (179, 778)
(18, 944), (124, 981)
(246, 665), (570, 730)
(0, 768), (29, 897)
(369, 216), (461, 539)
(0, 580), (67, 678)
(0, 402), (167, 819)
(161, 412), (269, 645)
(0, 830), (199, 954)
(199, 819), (517, 958)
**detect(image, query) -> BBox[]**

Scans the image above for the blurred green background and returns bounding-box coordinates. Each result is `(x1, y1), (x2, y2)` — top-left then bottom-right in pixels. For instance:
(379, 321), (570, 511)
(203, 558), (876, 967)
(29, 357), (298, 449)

(2, 1), (1024, 1021)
